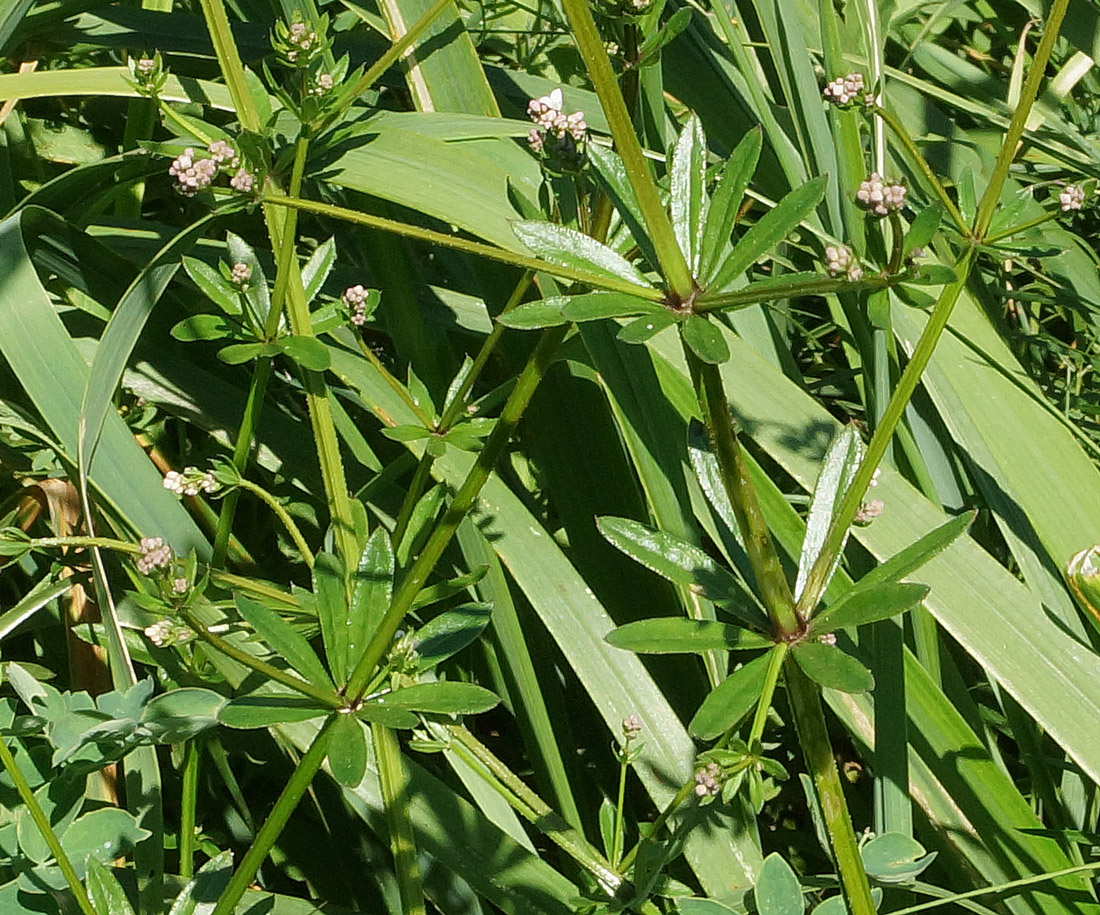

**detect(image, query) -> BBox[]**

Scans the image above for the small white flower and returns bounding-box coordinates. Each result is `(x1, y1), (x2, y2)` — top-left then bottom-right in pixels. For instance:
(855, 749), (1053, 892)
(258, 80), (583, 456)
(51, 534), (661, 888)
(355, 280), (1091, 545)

(230, 262), (251, 285)
(622, 713), (642, 739)
(693, 762), (722, 797)
(230, 168), (255, 193)
(823, 72), (865, 107)
(343, 284), (370, 326)
(1059, 184), (1085, 212)
(854, 499), (884, 525)
(819, 632), (838, 646)
(163, 470), (184, 494)
(869, 468), (881, 488)
(527, 127), (544, 153)
(857, 172), (906, 217)
(137, 537), (173, 574)
(168, 149), (217, 195)
(173, 578), (189, 594)
(207, 140), (237, 166)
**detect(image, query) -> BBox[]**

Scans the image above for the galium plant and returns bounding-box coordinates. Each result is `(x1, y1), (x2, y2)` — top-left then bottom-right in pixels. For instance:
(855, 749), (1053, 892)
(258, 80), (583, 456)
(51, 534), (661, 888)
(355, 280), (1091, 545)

(2, 0), (1100, 914)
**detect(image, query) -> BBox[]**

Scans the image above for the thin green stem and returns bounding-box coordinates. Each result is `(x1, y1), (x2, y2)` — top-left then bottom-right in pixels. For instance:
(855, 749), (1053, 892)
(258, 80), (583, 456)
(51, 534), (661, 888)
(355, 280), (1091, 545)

(748, 642), (788, 745)
(209, 716), (337, 915)
(236, 477), (316, 567)
(787, 660), (875, 915)
(356, 337), (434, 428)
(212, 357), (273, 567)
(264, 136), (311, 340)
(557, 0), (692, 299)
(689, 354), (798, 633)
(319, 0), (455, 133)
(983, 209), (1058, 245)
(612, 752), (628, 866)
(373, 723), (426, 915)
(262, 195), (664, 301)
(618, 779), (695, 872)
(697, 275), (890, 313)
(344, 326), (568, 699)
(179, 606), (341, 708)
(391, 452), (435, 550)
(180, 739), (200, 879)
(973, 0), (1070, 240)
(795, 249), (975, 618)
(0, 737), (98, 915)
(885, 862), (1100, 915)
(158, 99), (215, 145)
(195, 0), (261, 132)
(447, 725), (623, 890)
(872, 106), (968, 236)
(14, 535), (139, 553)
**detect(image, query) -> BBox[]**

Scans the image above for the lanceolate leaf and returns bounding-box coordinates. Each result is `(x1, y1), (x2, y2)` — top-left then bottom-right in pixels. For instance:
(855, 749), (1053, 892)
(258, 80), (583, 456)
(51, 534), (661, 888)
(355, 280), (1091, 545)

(560, 291), (668, 323)
(235, 595), (334, 690)
(384, 681), (500, 715)
(313, 551), (349, 685)
(670, 115), (709, 274)
(791, 641), (874, 694)
(617, 311), (679, 343)
(690, 650), (774, 739)
(587, 142), (661, 271)
(710, 176), (828, 292)
(513, 220), (654, 289)
(414, 603), (493, 670)
(328, 712), (368, 787)
(682, 315), (730, 365)
(597, 516), (767, 630)
(351, 528), (394, 674)
(700, 127), (762, 282)
(854, 512), (975, 593)
(809, 582), (929, 635)
(606, 618), (771, 653)
(496, 298), (568, 329)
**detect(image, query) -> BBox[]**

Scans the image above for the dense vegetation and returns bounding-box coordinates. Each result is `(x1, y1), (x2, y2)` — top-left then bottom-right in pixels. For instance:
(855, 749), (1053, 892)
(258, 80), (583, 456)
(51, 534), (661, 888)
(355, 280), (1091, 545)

(1, 0), (1100, 913)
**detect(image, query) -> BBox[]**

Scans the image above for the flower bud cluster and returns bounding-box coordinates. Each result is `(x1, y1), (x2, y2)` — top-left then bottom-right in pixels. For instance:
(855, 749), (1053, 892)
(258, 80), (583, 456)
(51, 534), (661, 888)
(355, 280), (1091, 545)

(230, 262), (252, 286)
(857, 172), (907, 216)
(137, 537), (173, 574)
(854, 498), (884, 525)
(1060, 184), (1085, 212)
(144, 619), (193, 648)
(163, 467), (219, 497)
(694, 761), (722, 797)
(273, 14), (329, 68)
(128, 51), (167, 96)
(230, 168), (255, 193)
(168, 142), (255, 197)
(526, 89), (588, 171)
(824, 244), (863, 282)
(343, 284), (371, 326)
(312, 72), (335, 96)
(823, 72), (867, 107)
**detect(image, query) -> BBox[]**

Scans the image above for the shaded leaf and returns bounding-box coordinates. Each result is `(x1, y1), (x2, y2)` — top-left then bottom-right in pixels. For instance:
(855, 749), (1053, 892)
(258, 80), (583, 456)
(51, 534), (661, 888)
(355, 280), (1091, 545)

(328, 712), (367, 787)
(277, 335), (331, 371)
(681, 315), (729, 365)
(791, 641), (873, 694)
(689, 650), (773, 739)
(606, 618), (771, 654)
(754, 853), (804, 915)
(235, 595), (334, 689)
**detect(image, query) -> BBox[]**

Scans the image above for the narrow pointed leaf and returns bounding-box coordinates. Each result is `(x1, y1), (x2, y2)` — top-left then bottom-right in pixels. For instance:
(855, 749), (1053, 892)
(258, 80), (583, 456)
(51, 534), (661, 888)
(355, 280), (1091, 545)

(689, 650), (773, 739)
(903, 205), (943, 253)
(618, 310), (679, 343)
(701, 128), (762, 281)
(791, 641), (874, 693)
(810, 582), (929, 635)
(351, 528), (394, 673)
(597, 516), (767, 630)
(384, 681), (500, 715)
(218, 694), (330, 729)
(670, 115), (708, 273)
(86, 858), (136, 915)
(513, 220), (654, 289)
(313, 551), (349, 685)
(496, 298), (568, 329)
(414, 603), (492, 670)
(235, 595), (334, 689)
(560, 291), (667, 323)
(856, 512), (975, 592)
(277, 335), (331, 371)
(353, 704), (419, 728)
(587, 142), (661, 271)
(711, 176), (827, 292)
(606, 618), (771, 653)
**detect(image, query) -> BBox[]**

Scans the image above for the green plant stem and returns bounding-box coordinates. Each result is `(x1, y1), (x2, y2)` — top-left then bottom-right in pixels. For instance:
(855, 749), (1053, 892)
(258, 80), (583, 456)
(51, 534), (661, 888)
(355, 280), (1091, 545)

(265, 136), (311, 340)
(557, 0), (693, 299)
(786, 660), (875, 915)
(983, 209), (1058, 245)
(618, 779), (695, 872)
(391, 452), (435, 550)
(16, 535), (139, 553)
(320, 0), (455, 132)
(179, 606), (342, 708)
(871, 105), (968, 236)
(697, 274), (890, 313)
(373, 722), (427, 915)
(795, 249), (975, 618)
(235, 477), (316, 567)
(180, 739), (200, 879)
(159, 99), (215, 144)
(885, 862), (1100, 915)
(209, 716), (337, 915)
(688, 354), (798, 634)
(973, 0), (1069, 240)
(195, 0), (260, 133)
(262, 195), (664, 301)
(439, 271), (534, 430)
(748, 642), (788, 744)
(208, 570), (302, 608)
(212, 357), (273, 567)
(447, 725), (623, 891)
(0, 736), (98, 915)
(356, 337), (434, 428)
(344, 325), (569, 700)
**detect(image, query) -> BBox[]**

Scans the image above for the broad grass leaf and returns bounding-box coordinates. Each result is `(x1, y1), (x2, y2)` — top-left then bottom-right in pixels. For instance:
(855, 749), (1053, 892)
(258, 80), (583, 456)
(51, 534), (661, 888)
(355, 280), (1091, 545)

(385, 682), (499, 715)
(513, 220), (654, 289)
(328, 712), (367, 787)
(754, 853), (803, 915)
(681, 315), (729, 364)
(710, 176), (827, 292)
(606, 619), (770, 653)
(700, 127), (762, 282)
(597, 516), (767, 630)
(791, 641), (873, 694)
(809, 582), (929, 634)
(235, 595), (334, 689)
(670, 115), (708, 273)
(690, 650), (773, 739)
